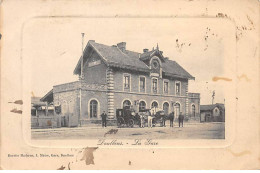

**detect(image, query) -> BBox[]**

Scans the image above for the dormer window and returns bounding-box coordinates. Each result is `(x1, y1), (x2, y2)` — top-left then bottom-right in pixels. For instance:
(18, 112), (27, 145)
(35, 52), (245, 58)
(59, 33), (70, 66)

(150, 56), (162, 78)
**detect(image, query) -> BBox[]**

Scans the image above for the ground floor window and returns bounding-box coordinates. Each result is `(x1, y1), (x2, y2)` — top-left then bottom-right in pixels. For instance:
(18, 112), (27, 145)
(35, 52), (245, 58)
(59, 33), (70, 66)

(123, 100), (131, 109)
(90, 100), (98, 118)
(139, 101), (146, 111)
(151, 101), (158, 108)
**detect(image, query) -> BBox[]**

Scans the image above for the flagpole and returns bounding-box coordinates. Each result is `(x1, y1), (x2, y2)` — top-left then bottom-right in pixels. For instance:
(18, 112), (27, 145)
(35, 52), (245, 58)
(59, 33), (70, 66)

(81, 33), (85, 80)
(79, 33), (85, 126)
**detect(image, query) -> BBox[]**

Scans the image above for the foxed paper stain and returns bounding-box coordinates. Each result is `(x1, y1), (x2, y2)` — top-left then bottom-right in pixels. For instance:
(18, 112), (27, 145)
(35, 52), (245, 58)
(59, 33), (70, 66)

(10, 108), (22, 114)
(203, 27), (218, 51)
(8, 100), (23, 105)
(175, 39), (191, 52)
(228, 149), (251, 157)
(60, 51), (66, 56)
(57, 165), (65, 170)
(212, 76), (232, 82)
(68, 162), (70, 170)
(80, 147), (98, 165)
(215, 12), (256, 41)
(104, 129), (118, 137)
(14, 100), (23, 104)
(237, 74), (251, 82)
(8, 100), (23, 114)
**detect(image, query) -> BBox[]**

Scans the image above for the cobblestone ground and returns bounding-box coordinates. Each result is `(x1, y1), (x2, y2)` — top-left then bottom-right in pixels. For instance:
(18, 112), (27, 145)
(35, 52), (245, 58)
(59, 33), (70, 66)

(31, 122), (225, 140)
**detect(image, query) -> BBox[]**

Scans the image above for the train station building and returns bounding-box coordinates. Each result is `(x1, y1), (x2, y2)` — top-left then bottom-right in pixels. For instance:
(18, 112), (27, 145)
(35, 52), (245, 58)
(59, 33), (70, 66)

(41, 40), (200, 127)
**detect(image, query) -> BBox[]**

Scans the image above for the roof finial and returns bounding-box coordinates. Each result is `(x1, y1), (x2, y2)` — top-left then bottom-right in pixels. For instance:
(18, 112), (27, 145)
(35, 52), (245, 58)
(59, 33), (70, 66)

(156, 43), (159, 50)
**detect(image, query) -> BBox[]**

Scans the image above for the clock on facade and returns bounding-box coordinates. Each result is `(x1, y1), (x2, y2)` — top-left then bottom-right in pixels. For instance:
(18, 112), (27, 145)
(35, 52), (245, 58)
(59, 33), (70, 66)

(152, 59), (159, 69)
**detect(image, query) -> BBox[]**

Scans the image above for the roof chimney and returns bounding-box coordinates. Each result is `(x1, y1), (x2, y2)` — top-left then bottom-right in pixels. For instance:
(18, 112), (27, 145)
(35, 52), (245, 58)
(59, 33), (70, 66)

(117, 42), (126, 51)
(143, 48), (149, 53)
(89, 40), (95, 42)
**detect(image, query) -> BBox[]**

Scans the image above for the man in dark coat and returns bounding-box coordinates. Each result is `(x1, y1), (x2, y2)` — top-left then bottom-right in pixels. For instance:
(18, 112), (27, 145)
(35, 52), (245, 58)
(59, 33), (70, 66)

(169, 111), (175, 127)
(101, 111), (107, 127)
(178, 112), (184, 127)
(162, 115), (166, 127)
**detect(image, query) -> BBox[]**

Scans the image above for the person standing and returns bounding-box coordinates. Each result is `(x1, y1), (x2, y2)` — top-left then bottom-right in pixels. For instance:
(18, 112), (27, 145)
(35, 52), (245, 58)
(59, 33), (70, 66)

(140, 114), (145, 128)
(162, 115), (166, 127)
(101, 111), (107, 127)
(169, 111), (175, 127)
(178, 112), (184, 127)
(148, 110), (153, 128)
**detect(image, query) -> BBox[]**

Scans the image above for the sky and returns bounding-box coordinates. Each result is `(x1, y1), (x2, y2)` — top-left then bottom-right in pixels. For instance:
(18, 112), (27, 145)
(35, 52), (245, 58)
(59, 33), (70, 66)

(23, 17), (236, 105)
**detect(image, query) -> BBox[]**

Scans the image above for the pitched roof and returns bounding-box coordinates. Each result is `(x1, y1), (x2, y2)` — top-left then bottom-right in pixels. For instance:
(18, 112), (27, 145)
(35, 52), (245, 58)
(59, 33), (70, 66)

(200, 103), (225, 111)
(90, 41), (149, 72)
(31, 97), (46, 106)
(162, 59), (194, 79)
(74, 41), (194, 79)
(40, 89), (53, 103)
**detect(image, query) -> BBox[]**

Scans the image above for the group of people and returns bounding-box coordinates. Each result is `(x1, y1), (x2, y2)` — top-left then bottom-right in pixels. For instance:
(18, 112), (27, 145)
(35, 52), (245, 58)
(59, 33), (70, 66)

(144, 111), (184, 128)
(168, 111), (184, 128)
(100, 110), (185, 128)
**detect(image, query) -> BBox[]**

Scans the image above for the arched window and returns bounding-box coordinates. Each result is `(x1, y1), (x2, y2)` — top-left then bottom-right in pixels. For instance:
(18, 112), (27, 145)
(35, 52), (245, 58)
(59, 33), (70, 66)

(163, 102), (169, 115)
(139, 101), (146, 111)
(151, 101), (158, 108)
(192, 105), (195, 117)
(90, 100), (98, 118)
(123, 100), (131, 109)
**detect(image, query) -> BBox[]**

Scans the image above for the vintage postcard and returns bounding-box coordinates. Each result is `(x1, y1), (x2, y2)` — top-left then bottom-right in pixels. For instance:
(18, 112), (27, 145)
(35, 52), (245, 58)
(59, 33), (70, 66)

(1, 0), (259, 170)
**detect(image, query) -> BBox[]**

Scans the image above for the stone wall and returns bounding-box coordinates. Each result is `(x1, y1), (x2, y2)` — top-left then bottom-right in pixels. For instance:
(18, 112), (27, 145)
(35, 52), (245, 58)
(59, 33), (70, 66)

(187, 93), (200, 122)
(31, 116), (59, 129)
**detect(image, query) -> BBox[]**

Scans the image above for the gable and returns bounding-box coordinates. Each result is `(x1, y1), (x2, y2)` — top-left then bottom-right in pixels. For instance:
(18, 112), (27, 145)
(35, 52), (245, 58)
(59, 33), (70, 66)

(140, 49), (165, 64)
(85, 51), (102, 68)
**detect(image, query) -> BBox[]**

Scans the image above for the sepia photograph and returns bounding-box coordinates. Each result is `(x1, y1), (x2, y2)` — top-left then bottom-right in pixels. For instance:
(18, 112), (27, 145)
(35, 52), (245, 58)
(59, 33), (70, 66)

(28, 18), (228, 140)
(1, 0), (259, 170)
